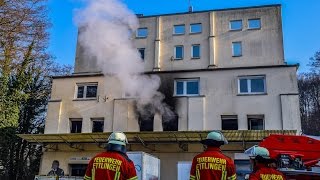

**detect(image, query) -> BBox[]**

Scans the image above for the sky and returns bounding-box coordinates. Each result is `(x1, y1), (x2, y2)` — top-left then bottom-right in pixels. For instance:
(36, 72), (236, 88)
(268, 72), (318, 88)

(47, 0), (320, 73)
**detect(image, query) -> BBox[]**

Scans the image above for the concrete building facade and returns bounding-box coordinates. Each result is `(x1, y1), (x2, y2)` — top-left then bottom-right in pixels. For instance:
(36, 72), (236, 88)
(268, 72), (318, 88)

(20, 4), (301, 180)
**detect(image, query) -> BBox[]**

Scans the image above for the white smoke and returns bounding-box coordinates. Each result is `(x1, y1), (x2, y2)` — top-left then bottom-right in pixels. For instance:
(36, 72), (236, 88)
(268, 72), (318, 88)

(75, 0), (175, 124)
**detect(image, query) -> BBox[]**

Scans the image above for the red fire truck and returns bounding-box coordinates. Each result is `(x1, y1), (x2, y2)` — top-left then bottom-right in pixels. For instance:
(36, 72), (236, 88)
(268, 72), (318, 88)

(247, 134), (320, 180)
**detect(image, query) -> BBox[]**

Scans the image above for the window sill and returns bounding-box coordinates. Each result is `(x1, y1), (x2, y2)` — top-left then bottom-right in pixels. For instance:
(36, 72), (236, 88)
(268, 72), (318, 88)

(189, 32), (202, 35)
(237, 93), (267, 96)
(173, 33), (185, 36)
(229, 29), (242, 32)
(174, 58), (183, 60)
(73, 98), (97, 101)
(248, 28), (261, 30)
(191, 57), (200, 60)
(173, 95), (205, 98)
(135, 37), (147, 39)
(232, 55), (242, 57)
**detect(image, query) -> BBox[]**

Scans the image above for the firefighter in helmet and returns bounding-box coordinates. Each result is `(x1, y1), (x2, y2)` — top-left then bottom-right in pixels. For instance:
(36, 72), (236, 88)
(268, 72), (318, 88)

(190, 131), (236, 180)
(245, 145), (286, 180)
(84, 132), (137, 180)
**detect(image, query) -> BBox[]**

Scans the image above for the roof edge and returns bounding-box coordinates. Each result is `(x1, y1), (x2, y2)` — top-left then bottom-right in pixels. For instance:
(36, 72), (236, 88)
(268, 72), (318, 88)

(145, 64), (298, 74)
(138, 4), (281, 18)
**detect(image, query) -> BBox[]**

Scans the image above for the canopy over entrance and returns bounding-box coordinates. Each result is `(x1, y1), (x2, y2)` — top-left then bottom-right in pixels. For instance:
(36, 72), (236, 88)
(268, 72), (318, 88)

(18, 130), (296, 144)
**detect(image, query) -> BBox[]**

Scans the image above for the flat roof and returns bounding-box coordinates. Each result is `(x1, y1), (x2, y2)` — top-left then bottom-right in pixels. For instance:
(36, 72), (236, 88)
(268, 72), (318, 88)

(52, 65), (298, 79)
(138, 4), (281, 18)
(18, 130), (296, 144)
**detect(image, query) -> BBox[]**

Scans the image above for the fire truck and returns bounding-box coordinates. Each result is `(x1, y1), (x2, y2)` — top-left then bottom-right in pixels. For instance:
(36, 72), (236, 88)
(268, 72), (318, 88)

(246, 134), (320, 180)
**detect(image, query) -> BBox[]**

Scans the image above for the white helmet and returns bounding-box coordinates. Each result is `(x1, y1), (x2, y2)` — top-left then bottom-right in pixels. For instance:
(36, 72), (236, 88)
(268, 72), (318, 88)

(201, 131), (228, 145)
(107, 132), (128, 146)
(244, 145), (270, 159)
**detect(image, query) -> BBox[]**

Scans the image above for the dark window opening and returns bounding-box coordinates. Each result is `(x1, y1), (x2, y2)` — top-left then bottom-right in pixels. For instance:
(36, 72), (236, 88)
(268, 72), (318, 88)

(77, 86), (84, 98)
(221, 115), (238, 130)
(70, 119), (82, 133)
(139, 114), (154, 131)
(138, 48), (145, 60)
(248, 115), (264, 130)
(70, 164), (88, 176)
(86, 85), (97, 98)
(162, 113), (178, 131)
(92, 119), (104, 132)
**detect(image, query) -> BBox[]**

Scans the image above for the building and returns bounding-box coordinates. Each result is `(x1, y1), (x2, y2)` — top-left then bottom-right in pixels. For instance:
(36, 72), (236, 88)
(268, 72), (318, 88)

(19, 4), (301, 179)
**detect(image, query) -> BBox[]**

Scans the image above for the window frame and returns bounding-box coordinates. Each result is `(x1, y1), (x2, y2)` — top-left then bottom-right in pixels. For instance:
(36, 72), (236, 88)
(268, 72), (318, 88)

(232, 41), (242, 57)
(70, 118), (82, 133)
(248, 18), (261, 30)
(173, 24), (185, 35)
(136, 27), (148, 38)
(191, 44), (201, 59)
(138, 48), (145, 60)
(238, 76), (266, 95)
(190, 23), (202, 34)
(247, 115), (265, 130)
(174, 78), (200, 96)
(174, 45), (184, 60)
(91, 118), (104, 133)
(229, 20), (243, 31)
(221, 115), (239, 130)
(75, 83), (98, 99)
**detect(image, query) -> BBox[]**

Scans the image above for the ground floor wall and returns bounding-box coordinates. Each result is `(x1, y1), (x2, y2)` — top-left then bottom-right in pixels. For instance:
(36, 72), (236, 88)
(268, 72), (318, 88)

(39, 143), (254, 180)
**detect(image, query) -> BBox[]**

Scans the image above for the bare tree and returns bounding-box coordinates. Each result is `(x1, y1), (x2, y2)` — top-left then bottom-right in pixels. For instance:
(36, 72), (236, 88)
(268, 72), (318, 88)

(299, 51), (320, 135)
(0, 1), (72, 179)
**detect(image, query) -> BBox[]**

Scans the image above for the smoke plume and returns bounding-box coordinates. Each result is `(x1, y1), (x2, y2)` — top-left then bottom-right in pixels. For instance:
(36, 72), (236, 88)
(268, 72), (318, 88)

(75, 0), (174, 126)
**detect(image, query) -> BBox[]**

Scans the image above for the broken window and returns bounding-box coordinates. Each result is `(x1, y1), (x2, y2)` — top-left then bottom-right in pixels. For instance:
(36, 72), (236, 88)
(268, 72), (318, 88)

(162, 113), (179, 131)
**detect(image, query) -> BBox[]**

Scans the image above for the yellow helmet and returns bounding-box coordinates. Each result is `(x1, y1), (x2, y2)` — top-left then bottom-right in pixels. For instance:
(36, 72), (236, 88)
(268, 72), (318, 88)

(107, 132), (128, 146)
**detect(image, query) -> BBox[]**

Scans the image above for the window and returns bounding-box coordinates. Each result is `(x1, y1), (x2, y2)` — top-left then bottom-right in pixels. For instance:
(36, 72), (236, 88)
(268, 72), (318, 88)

(230, 20), (242, 30)
(191, 44), (200, 59)
(190, 23), (202, 34)
(221, 115), (238, 130)
(92, 118), (104, 132)
(174, 46), (184, 60)
(248, 19), (261, 29)
(238, 76), (266, 94)
(70, 164), (88, 176)
(174, 25), (185, 35)
(70, 119), (82, 133)
(136, 28), (148, 38)
(138, 48), (145, 60)
(174, 79), (199, 96)
(76, 83), (98, 99)
(232, 42), (242, 57)
(248, 115), (264, 130)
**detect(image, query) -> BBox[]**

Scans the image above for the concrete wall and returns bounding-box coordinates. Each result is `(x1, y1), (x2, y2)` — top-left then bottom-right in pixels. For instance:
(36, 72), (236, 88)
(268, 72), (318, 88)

(214, 6), (284, 67)
(45, 66), (300, 134)
(74, 5), (284, 73)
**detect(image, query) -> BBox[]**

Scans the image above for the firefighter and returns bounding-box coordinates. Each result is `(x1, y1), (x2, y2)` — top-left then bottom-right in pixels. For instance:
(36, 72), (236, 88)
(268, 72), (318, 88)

(84, 132), (138, 180)
(246, 145), (286, 180)
(190, 131), (237, 180)
(47, 160), (64, 177)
